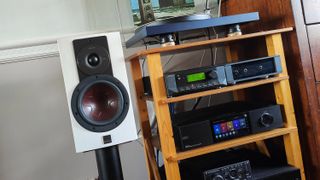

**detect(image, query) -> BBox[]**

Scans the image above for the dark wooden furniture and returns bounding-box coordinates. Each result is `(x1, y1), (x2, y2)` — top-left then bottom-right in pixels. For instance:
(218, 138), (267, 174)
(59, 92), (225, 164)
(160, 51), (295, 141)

(222, 1), (320, 179)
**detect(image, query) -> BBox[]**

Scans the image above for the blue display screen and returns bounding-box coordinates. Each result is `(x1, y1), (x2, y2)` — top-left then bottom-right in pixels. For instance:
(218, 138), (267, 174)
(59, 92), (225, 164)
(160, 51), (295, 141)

(212, 117), (247, 139)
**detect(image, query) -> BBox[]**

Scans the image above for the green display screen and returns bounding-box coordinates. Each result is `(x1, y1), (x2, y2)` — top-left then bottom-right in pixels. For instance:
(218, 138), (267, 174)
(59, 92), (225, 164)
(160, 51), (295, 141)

(187, 72), (206, 83)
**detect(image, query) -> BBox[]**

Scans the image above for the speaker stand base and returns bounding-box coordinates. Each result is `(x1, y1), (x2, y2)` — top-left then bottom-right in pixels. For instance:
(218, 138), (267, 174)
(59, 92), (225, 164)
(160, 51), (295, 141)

(95, 146), (124, 180)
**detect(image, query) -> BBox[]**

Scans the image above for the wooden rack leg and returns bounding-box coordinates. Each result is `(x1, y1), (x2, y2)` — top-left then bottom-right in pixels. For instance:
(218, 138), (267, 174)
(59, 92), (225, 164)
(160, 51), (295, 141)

(146, 53), (181, 180)
(144, 139), (161, 180)
(266, 34), (305, 180)
(130, 58), (158, 180)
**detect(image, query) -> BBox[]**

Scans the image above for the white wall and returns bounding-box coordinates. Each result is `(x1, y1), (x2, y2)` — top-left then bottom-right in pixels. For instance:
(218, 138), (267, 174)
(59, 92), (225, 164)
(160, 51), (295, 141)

(0, 55), (98, 180)
(0, 0), (214, 47)
(0, 0), (223, 179)
(0, 0), (134, 46)
(0, 47), (149, 180)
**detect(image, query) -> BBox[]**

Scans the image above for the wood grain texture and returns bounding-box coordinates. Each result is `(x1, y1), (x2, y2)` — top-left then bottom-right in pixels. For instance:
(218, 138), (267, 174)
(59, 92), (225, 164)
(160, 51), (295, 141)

(170, 127), (297, 161)
(146, 53), (181, 180)
(126, 28), (293, 62)
(130, 57), (157, 180)
(144, 139), (161, 180)
(222, 1), (320, 178)
(291, 1), (320, 178)
(301, 0), (320, 24)
(317, 83), (320, 106)
(266, 34), (305, 179)
(307, 24), (320, 82)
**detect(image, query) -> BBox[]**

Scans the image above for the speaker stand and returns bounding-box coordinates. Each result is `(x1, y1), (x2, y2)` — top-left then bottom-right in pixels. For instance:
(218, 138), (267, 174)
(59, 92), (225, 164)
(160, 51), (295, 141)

(95, 146), (124, 180)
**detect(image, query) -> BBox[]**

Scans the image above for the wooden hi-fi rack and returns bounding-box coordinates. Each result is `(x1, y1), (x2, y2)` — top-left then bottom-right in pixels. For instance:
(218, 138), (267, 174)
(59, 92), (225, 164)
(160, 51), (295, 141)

(126, 27), (305, 180)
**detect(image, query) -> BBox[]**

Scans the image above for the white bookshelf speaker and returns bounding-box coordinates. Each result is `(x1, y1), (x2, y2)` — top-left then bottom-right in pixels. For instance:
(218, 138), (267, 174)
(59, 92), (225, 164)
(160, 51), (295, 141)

(58, 32), (137, 153)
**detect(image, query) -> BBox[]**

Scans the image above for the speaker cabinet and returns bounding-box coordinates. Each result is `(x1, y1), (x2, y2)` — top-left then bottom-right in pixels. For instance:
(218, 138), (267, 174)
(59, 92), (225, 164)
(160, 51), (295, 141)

(58, 32), (137, 153)
(138, 0), (155, 24)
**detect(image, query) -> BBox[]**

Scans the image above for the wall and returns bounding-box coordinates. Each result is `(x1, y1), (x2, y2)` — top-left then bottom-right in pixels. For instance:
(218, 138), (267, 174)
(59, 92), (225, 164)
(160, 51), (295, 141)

(0, 0), (134, 47)
(0, 0), (223, 179)
(0, 0), (213, 47)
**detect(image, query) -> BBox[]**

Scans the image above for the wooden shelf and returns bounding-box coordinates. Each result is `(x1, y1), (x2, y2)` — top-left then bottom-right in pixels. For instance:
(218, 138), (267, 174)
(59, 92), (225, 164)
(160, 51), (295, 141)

(126, 28), (293, 62)
(160, 76), (289, 104)
(169, 127), (297, 161)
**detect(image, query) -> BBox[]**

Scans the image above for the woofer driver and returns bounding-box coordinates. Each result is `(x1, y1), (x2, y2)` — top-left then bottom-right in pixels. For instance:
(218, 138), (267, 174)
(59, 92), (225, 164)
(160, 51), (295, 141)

(71, 75), (129, 132)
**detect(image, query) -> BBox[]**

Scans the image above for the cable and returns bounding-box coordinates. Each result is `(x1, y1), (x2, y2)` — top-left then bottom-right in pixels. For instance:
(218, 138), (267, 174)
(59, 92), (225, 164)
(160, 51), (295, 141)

(141, 59), (146, 77)
(192, 97), (203, 110)
(212, 27), (219, 65)
(208, 0), (223, 107)
(156, 149), (160, 167)
(192, 48), (207, 110)
(199, 49), (206, 67)
(141, 39), (148, 77)
(163, 54), (175, 71)
(207, 28), (214, 65)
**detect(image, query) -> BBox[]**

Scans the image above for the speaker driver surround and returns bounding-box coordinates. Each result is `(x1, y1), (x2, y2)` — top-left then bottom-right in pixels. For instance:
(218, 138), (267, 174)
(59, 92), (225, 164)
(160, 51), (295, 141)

(71, 75), (129, 132)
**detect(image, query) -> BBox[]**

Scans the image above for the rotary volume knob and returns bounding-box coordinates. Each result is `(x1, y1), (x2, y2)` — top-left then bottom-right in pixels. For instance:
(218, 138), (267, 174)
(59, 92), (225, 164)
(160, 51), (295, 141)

(259, 113), (274, 127)
(212, 175), (224, 180)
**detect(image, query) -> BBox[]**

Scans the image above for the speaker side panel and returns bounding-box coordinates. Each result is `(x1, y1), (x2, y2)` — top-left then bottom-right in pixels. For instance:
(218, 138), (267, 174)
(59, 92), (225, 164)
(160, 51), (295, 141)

(107, 32), (138, 147)
(58, 32), (137, 153)
(58, 37), (80, 149)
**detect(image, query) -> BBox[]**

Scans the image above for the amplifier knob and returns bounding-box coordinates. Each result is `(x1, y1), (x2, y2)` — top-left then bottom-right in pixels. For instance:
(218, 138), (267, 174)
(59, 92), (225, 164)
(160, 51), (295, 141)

(237, 168), (246, 178)
(229, 169), (237, 179)
(209, 70), (218, 79)
(212, 175), (224, 180)
(259, 113), (274, 127)
(259, 65), (263, 70)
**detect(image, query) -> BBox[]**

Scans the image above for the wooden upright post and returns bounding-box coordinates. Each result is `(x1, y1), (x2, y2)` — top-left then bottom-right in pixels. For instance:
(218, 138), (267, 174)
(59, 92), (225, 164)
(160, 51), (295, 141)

(146, 53), (181, 180)
(130, 57), (160, 180)
(266, 34), (305, 180)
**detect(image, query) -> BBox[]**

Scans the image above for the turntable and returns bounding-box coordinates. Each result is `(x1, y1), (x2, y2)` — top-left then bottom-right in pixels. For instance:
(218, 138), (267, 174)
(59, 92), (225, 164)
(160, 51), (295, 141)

(126, 12), (259, 48)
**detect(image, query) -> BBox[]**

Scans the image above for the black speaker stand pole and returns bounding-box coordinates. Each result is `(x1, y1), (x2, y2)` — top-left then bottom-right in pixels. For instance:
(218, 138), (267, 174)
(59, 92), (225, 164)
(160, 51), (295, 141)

(95, 145), (124, 180)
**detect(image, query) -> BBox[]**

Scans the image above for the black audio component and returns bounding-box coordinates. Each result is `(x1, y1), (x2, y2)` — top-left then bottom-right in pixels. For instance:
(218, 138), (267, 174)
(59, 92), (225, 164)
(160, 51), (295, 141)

(164, 66), (227, 97)
(142, 76), (153, 96)
(172, 101), (284, 151)
(179, 149), (301, 180)
(203, 160), (253, 180)
(225, 56), (282, 84)
(175, 120), (214, 151)
(142, 56), (282, 97)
